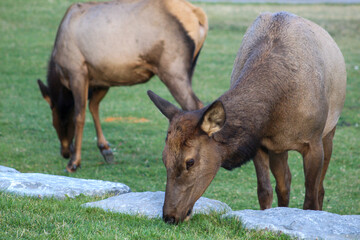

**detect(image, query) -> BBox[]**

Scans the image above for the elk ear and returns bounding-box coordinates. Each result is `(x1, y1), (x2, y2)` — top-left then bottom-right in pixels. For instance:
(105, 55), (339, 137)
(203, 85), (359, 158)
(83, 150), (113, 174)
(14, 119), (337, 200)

(37, 79), (52, 106)
(200, 101), (225, 136)
(147, 90), (181, 120)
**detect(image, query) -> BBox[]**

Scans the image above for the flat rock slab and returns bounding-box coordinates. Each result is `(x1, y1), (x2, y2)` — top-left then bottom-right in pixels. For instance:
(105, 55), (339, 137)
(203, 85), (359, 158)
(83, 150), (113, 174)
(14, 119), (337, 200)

(223, 207), (360, 239)
(83, 191), (232, 218)
(0, 165), (20, 173)
(0, 166), (131, 199)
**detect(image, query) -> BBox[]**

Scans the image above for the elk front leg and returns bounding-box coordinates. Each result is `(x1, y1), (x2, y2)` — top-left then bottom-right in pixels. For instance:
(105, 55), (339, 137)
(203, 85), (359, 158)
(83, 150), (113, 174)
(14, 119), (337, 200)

(253, 148), (273, 210)
(161, 76), (203, 111)
(66, 72), (89, 172)
(269, 151), (291, 207)
(89, 87), (113, 163)
(301, 140), (324, 210)
(158, 64), (203, 111)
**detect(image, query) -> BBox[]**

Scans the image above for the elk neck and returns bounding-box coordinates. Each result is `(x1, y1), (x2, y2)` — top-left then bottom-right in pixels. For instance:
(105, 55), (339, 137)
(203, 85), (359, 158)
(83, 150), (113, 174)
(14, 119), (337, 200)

(213, 55), (292, 170)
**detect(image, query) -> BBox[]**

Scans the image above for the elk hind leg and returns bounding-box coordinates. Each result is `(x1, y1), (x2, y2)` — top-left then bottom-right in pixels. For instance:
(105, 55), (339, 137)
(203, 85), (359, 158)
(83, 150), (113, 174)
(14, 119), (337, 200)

(89, 87), (113, 164)
(301, 139), (324, 210)
(269, 151), (291, 207)
(318, 126), (336, 210)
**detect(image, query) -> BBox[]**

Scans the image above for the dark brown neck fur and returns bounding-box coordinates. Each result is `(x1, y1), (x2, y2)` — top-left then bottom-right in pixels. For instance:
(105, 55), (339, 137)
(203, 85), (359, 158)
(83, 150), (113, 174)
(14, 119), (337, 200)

(47, 58), (74, 118)
(213, 31), (295, 170)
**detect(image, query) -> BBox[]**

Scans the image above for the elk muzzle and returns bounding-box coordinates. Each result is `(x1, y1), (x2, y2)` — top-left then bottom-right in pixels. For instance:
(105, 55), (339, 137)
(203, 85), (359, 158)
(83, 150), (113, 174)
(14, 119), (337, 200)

(163, 207), (193, 224)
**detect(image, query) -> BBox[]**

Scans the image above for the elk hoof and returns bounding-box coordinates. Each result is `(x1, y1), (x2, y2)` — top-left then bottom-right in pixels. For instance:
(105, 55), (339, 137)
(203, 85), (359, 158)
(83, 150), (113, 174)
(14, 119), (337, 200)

(66, 163), (81, 173)
(99, 143), (114, 164)
(101, 148), (114, 164)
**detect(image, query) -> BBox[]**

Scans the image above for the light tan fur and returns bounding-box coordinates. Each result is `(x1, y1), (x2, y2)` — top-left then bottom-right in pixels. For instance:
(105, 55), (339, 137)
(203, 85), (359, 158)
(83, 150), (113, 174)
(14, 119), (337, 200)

(38, 0), (208, 172)
(54, 0), (208, 88)
(164, 0), (208, 58)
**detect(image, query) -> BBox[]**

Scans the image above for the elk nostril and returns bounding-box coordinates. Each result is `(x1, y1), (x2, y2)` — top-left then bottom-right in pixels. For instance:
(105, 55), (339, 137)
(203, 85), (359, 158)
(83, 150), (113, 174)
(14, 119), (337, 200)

(163, 216), (176, 224)
(186, 208), (192, 217)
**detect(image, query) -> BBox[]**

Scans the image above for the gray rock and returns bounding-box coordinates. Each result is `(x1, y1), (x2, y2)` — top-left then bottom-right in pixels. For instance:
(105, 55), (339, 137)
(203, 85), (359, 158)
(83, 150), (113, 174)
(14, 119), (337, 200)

(0, 170), (131, 199)
(0, 165), (20, 173)
(223, 207), (360, 239)
(83, 191), (231, 218)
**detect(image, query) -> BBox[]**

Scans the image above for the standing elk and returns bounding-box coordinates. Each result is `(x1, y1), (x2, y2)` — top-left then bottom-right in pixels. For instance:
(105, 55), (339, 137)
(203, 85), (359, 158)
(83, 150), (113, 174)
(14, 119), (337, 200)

(38, 0), (208, 172)
(148, 11), (346, 224)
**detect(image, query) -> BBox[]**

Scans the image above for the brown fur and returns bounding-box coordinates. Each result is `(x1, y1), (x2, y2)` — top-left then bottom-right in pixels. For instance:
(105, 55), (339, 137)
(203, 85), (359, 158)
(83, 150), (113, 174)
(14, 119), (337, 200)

(148, 12), (346, 224)
(37, 0), (208, 172)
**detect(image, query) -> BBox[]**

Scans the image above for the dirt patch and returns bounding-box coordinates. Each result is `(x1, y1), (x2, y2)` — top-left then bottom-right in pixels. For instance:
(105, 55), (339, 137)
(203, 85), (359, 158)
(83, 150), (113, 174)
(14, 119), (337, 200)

(104, 116), (150, 123)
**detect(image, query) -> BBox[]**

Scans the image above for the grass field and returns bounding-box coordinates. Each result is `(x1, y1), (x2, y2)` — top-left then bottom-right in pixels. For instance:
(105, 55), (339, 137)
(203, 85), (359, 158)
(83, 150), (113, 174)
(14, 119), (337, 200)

(0, 0), (359, 239)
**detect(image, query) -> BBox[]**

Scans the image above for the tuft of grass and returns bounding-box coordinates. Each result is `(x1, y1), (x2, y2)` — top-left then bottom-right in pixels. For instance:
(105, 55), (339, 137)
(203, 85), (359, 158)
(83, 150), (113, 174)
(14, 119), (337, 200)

(0, 0), (359, 239)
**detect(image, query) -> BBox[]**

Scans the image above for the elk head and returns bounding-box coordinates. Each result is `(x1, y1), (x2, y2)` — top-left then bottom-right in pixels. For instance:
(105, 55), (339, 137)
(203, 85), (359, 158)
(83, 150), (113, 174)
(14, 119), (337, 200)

(148, 90), (226, 224)
(38, 79), (75, 159)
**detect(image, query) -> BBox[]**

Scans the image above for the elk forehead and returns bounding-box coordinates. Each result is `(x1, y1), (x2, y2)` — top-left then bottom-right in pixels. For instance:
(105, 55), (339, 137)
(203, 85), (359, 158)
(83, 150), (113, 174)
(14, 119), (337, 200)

(166, 112), (201, 157)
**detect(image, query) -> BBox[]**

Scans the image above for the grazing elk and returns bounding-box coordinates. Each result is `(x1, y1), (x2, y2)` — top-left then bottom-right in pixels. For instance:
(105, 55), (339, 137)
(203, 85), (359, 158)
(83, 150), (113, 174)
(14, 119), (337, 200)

(37, 0), (208, 172)
(148, 12), (346, 224)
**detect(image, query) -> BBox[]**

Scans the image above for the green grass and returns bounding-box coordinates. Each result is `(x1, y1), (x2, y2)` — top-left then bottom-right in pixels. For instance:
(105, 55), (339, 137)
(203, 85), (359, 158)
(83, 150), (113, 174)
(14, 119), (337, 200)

(1, 0), (359, 239)
(0, 192), (290, 239)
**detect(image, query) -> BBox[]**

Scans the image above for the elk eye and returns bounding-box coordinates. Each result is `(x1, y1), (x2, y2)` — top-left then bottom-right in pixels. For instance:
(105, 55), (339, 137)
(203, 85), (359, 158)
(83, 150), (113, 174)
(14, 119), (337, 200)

(186, 159), (195, 170)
